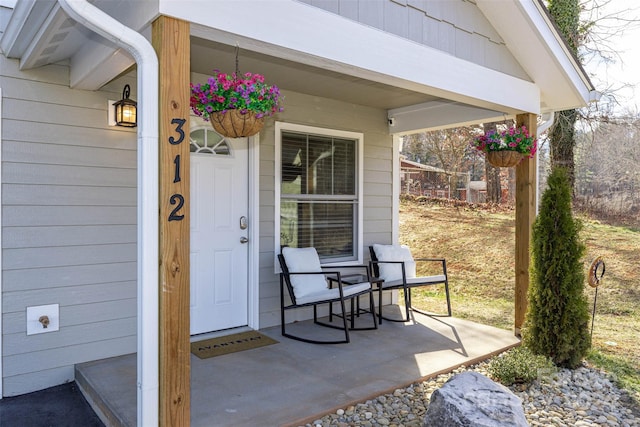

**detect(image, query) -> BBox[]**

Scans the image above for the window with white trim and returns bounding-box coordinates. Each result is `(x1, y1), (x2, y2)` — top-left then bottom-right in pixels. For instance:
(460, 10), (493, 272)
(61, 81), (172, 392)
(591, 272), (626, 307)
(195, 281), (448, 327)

(276, 123), (363, 264)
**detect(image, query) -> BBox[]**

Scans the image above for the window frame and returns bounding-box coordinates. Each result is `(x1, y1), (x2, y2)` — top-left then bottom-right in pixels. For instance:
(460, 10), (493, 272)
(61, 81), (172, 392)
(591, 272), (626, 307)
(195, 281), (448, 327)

(275, 122), (364, 267)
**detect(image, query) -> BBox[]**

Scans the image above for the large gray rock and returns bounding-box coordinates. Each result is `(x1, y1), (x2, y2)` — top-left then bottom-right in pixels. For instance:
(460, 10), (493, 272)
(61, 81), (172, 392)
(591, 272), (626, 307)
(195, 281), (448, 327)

(423, 371), (528, 427)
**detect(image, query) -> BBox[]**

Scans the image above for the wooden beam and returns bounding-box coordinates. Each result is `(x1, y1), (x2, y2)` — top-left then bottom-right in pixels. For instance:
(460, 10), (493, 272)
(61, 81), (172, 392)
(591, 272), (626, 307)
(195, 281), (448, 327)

(514, 113), (537, 336)
(152, 16), (191, 426)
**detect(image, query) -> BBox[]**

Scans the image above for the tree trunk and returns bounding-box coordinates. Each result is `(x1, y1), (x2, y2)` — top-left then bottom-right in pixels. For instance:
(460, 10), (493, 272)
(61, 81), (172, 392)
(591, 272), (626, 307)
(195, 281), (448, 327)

(549, 108), (578, 191)
(546, 0), (580, 194)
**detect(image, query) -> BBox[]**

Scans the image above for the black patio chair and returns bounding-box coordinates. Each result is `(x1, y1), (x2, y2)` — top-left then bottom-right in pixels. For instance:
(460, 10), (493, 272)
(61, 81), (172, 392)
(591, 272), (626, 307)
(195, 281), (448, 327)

(278, 247), (377, 344)
(369, 244), (451, 323)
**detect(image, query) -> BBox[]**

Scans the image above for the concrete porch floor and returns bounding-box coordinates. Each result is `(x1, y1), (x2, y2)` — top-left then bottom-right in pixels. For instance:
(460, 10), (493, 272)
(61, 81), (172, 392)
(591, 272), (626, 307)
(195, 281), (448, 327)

(76, 306), (520, 427)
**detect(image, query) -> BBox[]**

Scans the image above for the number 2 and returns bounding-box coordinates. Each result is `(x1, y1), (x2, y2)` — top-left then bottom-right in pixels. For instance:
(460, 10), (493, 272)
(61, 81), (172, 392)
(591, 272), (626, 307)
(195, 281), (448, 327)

(168, 194), (185, 221)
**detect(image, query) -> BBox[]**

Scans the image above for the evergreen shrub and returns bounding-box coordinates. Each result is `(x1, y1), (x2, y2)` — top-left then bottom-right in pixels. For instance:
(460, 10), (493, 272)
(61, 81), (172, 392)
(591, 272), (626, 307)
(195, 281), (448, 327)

(523, 167), (591, 368)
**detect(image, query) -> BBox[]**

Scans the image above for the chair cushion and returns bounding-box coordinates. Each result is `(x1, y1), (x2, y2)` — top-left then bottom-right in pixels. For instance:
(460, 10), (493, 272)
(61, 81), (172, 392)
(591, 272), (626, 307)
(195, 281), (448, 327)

(296, 282), (371, 305)
(282, 247), (327, 298)
(372, 244), (416, 282)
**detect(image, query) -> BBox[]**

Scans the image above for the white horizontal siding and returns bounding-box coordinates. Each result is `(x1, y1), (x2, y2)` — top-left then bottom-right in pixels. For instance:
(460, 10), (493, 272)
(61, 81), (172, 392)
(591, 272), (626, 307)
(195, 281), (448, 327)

(2, 282), (137, 314)
(3, 119), (136, 150)
(4, 225), (137, 248)
(3, 185), (136, 207)
(3, 140), (137, 168)
(2, 366), (76, 397)
(2, 206), (136, 226)
(3, 317), (136, 357)
(2, 336), (136, 396)
(1, 56), (137, 396)
(2, 263), (136, 292)
(3, 244), (136, 270)
(2, 162), (136, 186)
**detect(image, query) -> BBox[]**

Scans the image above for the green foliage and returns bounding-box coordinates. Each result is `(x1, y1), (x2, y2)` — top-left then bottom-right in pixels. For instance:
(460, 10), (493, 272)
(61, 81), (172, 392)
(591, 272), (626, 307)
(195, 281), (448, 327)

(545, 0), (581, 186)
(547, 0), (581, 54)
(488, 347), (556, 386)
(523, 167), (592, 368)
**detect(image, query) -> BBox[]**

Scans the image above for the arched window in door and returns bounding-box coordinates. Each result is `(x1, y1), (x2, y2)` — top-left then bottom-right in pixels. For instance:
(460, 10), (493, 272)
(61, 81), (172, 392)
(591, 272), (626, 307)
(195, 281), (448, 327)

(190, 126), (231, 155)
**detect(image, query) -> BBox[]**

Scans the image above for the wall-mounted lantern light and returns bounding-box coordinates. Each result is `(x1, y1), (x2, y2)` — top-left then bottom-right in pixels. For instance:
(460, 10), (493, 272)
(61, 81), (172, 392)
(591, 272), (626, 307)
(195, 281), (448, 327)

(113, 84), (137, 127)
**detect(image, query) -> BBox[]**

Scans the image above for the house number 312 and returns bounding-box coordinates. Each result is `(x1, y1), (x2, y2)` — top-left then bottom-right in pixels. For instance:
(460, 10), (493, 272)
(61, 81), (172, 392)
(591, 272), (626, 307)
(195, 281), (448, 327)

(168, 118), (185, 222)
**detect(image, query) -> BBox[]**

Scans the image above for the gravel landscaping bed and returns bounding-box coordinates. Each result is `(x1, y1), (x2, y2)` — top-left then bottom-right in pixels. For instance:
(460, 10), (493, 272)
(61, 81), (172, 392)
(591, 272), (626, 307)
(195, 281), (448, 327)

(301, 362), (640, 427)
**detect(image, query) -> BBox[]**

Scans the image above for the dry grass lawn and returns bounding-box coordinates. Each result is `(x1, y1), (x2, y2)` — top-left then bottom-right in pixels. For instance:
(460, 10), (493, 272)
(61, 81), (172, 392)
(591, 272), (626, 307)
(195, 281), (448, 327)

(399, 196), (640, 401)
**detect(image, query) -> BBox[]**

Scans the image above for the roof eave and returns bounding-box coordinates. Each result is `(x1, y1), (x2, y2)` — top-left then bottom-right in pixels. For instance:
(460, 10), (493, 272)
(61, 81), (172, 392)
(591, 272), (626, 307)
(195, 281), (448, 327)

(476, 0), (597, 112)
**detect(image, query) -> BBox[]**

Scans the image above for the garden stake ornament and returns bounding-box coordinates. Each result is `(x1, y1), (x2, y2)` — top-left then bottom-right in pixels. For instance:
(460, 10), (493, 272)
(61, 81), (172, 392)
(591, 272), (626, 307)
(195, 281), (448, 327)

(588, 256), (606, 339)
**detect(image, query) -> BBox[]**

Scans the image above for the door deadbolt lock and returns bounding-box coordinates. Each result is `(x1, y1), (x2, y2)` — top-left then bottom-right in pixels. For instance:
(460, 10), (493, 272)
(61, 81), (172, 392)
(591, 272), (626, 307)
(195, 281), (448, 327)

(239, 216), (248, 230)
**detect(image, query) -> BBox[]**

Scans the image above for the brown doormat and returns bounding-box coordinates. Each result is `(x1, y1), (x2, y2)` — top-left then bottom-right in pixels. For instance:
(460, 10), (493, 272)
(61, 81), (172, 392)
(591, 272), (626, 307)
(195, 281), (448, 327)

(191, 330), (278, 359)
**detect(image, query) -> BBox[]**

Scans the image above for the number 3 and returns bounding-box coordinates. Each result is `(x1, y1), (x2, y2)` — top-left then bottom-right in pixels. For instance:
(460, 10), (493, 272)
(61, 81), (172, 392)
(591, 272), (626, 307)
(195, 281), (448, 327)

(169, 118), (186, 145)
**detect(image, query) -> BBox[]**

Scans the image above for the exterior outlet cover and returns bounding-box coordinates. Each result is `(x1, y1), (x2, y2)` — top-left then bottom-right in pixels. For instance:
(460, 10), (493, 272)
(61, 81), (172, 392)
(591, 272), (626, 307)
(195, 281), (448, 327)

(26, 304), (60, 335)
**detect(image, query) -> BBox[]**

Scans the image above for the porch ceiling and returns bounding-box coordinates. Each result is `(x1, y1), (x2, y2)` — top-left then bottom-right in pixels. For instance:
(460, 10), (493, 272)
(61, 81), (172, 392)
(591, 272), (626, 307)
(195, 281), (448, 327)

(190, 36), (440, 111)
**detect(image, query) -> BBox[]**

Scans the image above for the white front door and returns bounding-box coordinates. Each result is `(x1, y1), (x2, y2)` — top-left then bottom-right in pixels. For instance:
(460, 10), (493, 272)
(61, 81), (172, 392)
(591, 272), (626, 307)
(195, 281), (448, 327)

(190, 127), (249, 335)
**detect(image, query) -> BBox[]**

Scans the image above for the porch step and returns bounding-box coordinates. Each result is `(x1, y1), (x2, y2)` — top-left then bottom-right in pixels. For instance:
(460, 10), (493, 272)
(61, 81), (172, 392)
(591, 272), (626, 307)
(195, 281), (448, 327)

(75, 354), (137, 427)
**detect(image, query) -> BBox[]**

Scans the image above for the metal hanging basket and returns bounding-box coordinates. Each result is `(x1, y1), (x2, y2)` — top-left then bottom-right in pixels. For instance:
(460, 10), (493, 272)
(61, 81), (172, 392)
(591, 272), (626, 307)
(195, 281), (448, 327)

(209, 110), (265, 138)
(486, 150), (523, 168)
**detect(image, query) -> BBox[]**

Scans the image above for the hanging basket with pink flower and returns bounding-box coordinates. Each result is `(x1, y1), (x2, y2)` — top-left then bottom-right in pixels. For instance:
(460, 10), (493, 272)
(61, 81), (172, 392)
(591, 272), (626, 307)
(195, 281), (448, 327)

(190, 70), (283, 138)
(471, 125), (537, 167)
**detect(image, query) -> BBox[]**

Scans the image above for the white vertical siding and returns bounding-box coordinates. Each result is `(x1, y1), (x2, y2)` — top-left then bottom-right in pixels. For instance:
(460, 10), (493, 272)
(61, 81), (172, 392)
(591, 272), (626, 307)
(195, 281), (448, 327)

(0, 56), (137, 396)
(297, 0), (529, 80)
(257, 90), (394, 328)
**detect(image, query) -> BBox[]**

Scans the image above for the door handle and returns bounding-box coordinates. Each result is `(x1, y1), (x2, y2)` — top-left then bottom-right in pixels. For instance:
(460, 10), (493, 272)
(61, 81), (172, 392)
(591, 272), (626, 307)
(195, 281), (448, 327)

(240, 237), (249, 244)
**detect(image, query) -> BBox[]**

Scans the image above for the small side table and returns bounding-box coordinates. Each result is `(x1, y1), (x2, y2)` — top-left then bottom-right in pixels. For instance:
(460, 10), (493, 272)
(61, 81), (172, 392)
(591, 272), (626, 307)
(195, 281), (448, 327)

(328, 274), (384, 327)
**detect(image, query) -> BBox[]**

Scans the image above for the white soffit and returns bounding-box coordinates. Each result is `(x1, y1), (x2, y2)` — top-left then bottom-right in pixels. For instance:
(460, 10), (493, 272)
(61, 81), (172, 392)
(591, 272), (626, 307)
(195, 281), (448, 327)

(161, 0), (541, 114)
(1, 0), (153, 90)
(1, 0), (56, 57)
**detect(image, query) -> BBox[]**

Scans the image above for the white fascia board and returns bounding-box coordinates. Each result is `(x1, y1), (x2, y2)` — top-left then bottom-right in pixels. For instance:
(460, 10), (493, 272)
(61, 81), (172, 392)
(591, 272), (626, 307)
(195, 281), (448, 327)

(161, 0), (540, 114)
(522, 0), (593, 107)
(477, 0), (593, 110)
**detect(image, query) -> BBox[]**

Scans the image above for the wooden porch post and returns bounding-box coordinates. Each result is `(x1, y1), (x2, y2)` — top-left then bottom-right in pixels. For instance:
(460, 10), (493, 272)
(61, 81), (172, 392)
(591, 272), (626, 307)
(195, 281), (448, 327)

(514, 113), (537, 336)
(152, 16), (191, 426)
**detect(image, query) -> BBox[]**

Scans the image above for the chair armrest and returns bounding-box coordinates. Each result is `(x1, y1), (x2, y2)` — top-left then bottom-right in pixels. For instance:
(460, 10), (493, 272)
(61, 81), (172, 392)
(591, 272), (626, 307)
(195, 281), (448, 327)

(414, 258), (448, 277)
(322, 264), (369, 269)
(286, 271), (331, 276)
(322, 264), (370, 277)
(414, 257), (445, 262)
